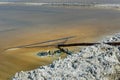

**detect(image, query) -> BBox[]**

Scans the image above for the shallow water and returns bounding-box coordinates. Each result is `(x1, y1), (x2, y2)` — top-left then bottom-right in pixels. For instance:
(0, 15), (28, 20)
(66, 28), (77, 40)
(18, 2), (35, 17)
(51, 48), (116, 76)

(0, 5), (120, 79)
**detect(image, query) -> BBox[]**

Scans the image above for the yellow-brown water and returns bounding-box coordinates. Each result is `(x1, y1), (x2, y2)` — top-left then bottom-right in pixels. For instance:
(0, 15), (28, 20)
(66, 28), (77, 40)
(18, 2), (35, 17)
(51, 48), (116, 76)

(0, 6), (120, 80)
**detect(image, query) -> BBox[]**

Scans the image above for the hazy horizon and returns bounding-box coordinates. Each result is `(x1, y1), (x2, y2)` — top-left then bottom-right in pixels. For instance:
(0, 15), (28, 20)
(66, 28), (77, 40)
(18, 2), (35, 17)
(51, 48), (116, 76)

(0, 0), (120, 4)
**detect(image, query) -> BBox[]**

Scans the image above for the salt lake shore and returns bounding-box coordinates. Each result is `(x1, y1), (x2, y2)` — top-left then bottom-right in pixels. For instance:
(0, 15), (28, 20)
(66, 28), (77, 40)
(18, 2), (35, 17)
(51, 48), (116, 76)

(0, 2), (120, 10)
(12, 33), (120, 80)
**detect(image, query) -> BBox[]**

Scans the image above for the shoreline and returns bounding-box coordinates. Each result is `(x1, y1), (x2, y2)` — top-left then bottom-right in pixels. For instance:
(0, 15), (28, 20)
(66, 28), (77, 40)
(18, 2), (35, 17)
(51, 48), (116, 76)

(0, 26), (120, 80)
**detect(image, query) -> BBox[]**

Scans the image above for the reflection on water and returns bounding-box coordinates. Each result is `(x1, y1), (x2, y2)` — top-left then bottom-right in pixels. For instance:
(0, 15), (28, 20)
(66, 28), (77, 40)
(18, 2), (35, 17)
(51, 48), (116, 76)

(0, 5), (120, 79)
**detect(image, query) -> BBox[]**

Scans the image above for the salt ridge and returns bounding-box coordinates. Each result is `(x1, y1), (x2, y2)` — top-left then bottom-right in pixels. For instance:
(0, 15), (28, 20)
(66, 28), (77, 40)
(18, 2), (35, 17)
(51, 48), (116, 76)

(12, 33), (120, 80)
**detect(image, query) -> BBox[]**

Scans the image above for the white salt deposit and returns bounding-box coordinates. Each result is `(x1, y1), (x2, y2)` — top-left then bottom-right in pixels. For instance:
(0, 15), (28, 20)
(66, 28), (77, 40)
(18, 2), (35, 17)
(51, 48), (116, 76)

(7, 48), (20, 51)
(12, 33), (120, 80)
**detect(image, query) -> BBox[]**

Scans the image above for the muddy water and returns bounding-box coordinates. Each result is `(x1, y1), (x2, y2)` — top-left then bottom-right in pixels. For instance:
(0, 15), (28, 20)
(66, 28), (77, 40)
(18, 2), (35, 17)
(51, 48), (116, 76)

(0, 5), (120, 80)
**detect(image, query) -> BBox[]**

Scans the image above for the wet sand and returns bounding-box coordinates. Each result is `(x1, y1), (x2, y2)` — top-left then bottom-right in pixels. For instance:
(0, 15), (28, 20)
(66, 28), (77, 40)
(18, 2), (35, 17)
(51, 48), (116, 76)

(0, 6), (120, 80)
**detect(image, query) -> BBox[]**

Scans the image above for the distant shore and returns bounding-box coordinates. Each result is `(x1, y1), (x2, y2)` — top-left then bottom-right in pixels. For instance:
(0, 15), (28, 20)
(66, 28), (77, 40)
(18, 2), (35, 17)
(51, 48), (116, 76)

(0, 2), (120, 10)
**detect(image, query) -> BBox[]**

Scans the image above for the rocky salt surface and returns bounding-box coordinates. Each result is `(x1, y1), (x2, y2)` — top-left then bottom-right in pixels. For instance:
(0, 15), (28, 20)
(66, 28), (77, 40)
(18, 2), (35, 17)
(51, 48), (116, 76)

(12, 33), (120, 80)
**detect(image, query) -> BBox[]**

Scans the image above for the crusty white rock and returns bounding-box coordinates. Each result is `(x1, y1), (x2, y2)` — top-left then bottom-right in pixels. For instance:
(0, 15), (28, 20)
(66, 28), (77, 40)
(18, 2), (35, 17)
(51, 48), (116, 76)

(12, 33), (120, 80)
